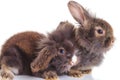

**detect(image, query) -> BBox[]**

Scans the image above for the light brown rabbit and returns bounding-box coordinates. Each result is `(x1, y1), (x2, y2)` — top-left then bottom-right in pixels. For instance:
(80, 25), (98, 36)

(57, 1), (115, 77)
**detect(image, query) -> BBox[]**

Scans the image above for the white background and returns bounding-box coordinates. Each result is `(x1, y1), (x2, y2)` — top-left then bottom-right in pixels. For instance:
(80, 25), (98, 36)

(0, 0), (120, 80)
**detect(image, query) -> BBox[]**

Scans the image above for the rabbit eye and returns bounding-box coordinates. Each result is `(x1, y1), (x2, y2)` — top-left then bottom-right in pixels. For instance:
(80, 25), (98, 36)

(97, 29), (103, 34)
(95, 26), (105, 37)
(59, 48), (65, 54)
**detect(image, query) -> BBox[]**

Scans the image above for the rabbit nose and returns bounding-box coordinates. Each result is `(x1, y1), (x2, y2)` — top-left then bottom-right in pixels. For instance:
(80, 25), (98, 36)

(111, 38), (115, 44)
(105, 37), (114, 47)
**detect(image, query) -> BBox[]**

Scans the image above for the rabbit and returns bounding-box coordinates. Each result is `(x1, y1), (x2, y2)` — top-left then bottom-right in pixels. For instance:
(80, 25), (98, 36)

(31, 28), (79, 80)
(56, 1), (115, 77)
(0, 29), (79, 80)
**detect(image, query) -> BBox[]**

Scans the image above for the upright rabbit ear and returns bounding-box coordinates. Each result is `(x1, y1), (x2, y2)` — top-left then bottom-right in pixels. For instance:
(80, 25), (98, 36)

(68, 1), (92, 26)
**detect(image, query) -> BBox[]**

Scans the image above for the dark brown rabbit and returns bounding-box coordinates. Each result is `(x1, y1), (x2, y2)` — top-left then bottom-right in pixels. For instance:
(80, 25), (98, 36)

(57, 1), (115, 77)
(0, 29), (78, 80)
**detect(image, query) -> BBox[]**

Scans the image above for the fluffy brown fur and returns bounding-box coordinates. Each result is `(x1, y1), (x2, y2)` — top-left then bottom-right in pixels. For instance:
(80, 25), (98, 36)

(0, 31), (46, 71)
(31, 28), (78, 79)
(57, 1), (115, 76)
(0, 31), (46, 79)
(0, 29), (77, 80)
(0, 1), (115, 79)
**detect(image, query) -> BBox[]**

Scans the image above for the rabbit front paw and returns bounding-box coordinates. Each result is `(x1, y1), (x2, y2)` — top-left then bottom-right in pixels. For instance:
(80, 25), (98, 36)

(68, 69), (83, 78)
(0, 69), (14, 80)
(43, 71), (59, 80)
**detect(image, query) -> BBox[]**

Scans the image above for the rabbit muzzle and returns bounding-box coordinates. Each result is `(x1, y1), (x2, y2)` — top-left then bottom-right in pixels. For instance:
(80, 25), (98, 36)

(104, 36), (114, 48)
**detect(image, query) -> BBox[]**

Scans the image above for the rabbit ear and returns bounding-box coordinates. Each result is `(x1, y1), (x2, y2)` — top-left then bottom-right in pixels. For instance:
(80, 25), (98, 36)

(68, 1), (92, 26)
(31, 46), (57, 72)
